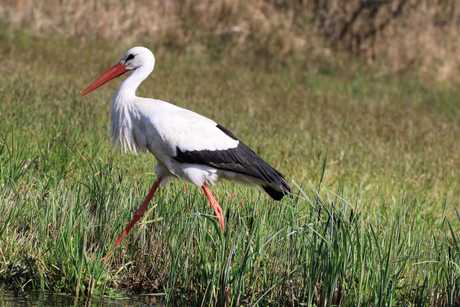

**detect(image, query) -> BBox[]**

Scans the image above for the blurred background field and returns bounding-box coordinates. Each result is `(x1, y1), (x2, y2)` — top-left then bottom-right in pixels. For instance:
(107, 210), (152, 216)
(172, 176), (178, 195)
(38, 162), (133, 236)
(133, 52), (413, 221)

(3, 0), (460, 81)
(1, 0), (460, 305)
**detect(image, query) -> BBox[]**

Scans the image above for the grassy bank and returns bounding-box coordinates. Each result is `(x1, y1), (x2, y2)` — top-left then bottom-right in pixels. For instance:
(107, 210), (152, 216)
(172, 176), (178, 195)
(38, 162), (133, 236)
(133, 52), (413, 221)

(0, 32), (459, 305)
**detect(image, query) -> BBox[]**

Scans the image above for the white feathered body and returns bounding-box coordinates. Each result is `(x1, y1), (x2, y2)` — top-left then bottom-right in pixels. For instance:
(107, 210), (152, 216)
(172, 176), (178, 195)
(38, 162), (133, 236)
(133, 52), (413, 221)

(111, 94), (255, 186)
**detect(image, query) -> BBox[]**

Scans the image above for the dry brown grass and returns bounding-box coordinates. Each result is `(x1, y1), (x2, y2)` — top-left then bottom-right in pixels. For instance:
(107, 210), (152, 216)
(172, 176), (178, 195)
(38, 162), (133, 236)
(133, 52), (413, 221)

(2, 0), (460, 80)
(0, 0), (311, 57)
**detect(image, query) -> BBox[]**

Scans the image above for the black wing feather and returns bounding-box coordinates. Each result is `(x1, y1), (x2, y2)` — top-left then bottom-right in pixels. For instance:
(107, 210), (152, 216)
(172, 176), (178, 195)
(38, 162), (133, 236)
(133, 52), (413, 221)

(173, 124), (291, 200)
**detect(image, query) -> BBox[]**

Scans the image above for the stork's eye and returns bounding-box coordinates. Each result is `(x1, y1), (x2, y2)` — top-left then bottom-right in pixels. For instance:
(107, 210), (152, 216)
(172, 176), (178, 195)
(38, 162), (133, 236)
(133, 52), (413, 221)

(126, 54), (135, 61)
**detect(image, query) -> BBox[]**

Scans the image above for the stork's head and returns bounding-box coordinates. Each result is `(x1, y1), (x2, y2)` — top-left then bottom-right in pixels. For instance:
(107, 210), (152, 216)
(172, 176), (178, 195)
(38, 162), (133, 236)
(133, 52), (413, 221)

(119, 47), (155, 71)
(79, 46), (155, 97)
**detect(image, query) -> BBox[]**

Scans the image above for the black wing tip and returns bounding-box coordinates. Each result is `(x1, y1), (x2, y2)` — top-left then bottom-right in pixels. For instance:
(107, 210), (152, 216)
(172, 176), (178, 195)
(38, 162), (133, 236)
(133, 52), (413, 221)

(262, 181), (292, 201)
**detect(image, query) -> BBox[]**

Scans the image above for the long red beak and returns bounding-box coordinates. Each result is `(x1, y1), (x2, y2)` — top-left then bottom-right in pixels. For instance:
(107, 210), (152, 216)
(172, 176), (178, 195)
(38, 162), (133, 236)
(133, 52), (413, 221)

(79, 63), (128, 97)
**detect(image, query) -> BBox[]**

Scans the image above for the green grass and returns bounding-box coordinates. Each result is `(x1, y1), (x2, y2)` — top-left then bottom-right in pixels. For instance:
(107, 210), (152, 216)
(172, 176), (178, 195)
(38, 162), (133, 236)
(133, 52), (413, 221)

(1, 31), (460, 306)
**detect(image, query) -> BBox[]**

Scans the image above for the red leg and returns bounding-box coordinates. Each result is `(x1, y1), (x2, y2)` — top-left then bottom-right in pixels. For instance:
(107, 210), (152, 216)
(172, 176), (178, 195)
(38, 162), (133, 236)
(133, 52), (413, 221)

(105, 177), (163, 261)
(202, 185), (233, 265)
(202, 184), (225, 232)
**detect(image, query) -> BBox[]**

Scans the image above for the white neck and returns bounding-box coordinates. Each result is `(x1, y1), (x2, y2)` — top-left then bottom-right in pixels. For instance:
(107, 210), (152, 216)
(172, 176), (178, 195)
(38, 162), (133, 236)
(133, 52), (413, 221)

(114, 63), (153, 101)
(109, 62), (154, 153)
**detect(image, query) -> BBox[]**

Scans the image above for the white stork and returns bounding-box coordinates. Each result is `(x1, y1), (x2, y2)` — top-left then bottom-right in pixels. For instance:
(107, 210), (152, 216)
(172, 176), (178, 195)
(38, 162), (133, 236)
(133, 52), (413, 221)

(79, 46), (291, 249)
